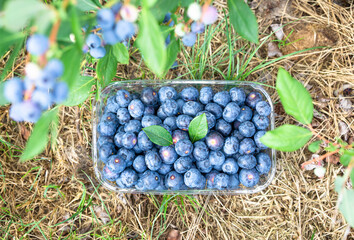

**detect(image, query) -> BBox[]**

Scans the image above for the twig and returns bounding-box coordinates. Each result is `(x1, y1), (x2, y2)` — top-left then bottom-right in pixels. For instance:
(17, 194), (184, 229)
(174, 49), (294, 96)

(307, 124), (341, 147)
(301, 149), (340, 168)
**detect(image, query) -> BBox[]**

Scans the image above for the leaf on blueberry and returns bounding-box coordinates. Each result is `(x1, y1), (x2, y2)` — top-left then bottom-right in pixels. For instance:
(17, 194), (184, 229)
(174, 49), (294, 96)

(143, 125), (173, 146)
(188, 113), (208, 143)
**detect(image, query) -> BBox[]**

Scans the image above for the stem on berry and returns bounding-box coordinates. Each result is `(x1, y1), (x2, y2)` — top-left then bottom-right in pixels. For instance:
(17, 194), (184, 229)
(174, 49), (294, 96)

(301, 148), (340, 169)
(24, 84), (36, 101)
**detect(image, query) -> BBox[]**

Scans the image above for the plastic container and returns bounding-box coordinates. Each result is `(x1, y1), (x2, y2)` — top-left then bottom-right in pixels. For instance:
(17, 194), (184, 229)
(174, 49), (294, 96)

(92, 80), (276, 195)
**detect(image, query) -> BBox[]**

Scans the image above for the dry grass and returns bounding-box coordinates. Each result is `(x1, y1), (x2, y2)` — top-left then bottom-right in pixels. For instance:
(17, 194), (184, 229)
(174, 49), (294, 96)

(0, 0), (353, 239)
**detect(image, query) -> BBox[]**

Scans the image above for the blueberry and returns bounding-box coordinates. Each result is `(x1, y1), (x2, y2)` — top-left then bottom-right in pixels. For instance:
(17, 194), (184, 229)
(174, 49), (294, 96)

(202, 6), (218, 25)
(165, 171), (184, 190)
(239, 138), (256, 155)
(252, 114), (270, 130)
(215, 119), (232, 136)
(98, 136), (114, 147)
(103, 30), (119, 45)
(90, 47), (106, 59)
(209, 150), (225, 166)
(144, 105), (155, 115)
(9, 101), (41, 123)
(238, 121), (256, 138)
(35, 70), (56, 89)
(231, 130), (245, 142)
(137, 129), (154, 149)
(180, 87), (199, 101)
(114, 20), (135, 41)
(44, 59), (63, 80)
(132, 93), (140, 100)
(157, 107), (168, 120)
(196, 111), (216, 129)
(4, 78), (24, 103)
(116, 90), (132, 107)
(206, 170), (219, 189)
(133, 144), (143, 154)
(222, 102), (240, 123)
(191, 22), (205, 34)
(124, 120), (142, 133)
(101, 112), (118, 123)
(174, 157), (193, 174)
(222, 158), (239, 174)
(205, 103), (223, 119)
(255, 101), (271, 116)
(193, 141), (209, 161)
(115, 177), (127, 188)
(114, 131), (125, 148)
(145, 150), (162, 171)
(26, 34), (49, 56)
(199, 87), (213, 104)
(140, 87), (158, 106)
(256, 153), (271, 174)
(163, 12), (172, 23)
(117, 148), (135, 167)
(128, 99), (145, 119)
(161, 99), (179, 116)
(254, 131), (268, 150)
(176, 114), (193, 131)
(31, 89), (53, 110)
(52, 81), (69, 104)
(229, 87), (246, 105)
(196, 158), (213, 173)
(206, 131), (224, 151)
(116, 108), (131, 125)
(96, 8), (115, 30)
(111, 2), (122, 14)
(236, 106), (253, 122)
(214, 173), (229, 190)
(158, 163), (173, 175)
(159, 146), (178, 164)
(213, 163), (223, 171)
(182, 33), (197, 47)
(141, 114), (162, 128)
(121, 132), (137, 149)
(156, 175), (168, 191)
(102, 166), (120, 181)
(135, 170), (160, 190)
(105, 96), (120, 113)
(172, 130), (189, 144)
(213, 91), (230, 107)
(237, 154), (256, 169)
(176, 99), (185, 114)
(158, 86), (177, 102)
(163, 117), (177, 131)
(106, 154), (126, 173)
(182, 101), (203, 116)
(227, 174), (240, 189)
(245, 91), (262, 108)
(239, 168), (260, 188)
(120, 169), (138, 187)
(184, 168), (206, 189)
(133, 155), (147, 173)
(98, 120), (118, 137)
(175, 139), (193, 157)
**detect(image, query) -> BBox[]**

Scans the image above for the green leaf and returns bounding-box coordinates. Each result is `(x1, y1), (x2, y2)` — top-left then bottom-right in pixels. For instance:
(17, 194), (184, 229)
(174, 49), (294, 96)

(0, 82), (9, 106)
(112, 43), (129, 64)
(151, 0), (179, 21)
(164, 35), (180, 74)
(76, 0), (100, 11)
(179, 0), (193, 7)
(143, 0), (158, 7)
(1, 36), (25, 81)
(351, 169), (354, 188)
(324, 142), (337, 152)
(227, 0), (259, 43)
(276, 68), (314, 124)
(189, 113), (208, 143)
(97, 45), (117, 87)
(338, 188), (354, 227)
(20, 108), (58, 162)
(1, 0), (55, 32)
(69, 5), (84, 50)
(308, 140), (321, 153)
(143, 125), (173, 146)
(260, 124), (312, 152)
(61, 46), (82, 89)
(136, 7), (167, 77)
(63, 76), (95, 106)
(0, 29), (24, 57)
(340, 150), (354, 166)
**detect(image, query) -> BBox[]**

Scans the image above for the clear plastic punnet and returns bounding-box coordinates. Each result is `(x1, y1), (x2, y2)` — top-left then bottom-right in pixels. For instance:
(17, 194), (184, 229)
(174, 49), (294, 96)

(92, 80), (276, 195)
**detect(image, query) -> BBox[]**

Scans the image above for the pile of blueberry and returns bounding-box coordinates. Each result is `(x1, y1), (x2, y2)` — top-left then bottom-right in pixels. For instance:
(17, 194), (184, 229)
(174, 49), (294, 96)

(4, 34), (68, 123)
(97, 85), (272, 191)
(83, 2), (137, 59)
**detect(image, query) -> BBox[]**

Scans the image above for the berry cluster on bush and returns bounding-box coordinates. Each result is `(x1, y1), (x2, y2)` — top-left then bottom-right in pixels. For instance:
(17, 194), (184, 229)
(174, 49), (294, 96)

(98, 85), (272, 191)
(4, 34), (68, 123)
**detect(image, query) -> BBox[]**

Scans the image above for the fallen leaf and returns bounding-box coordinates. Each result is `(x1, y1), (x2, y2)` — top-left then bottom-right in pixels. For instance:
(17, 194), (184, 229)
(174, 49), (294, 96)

(20, 125), (31, 140)
(339, 95), (352, 112)
(338, 120), (349, 141)
(326, 155), (340, 164)
(303, 154), (322, 171)
(167, 229), (181, 240)
(267, 42), (283, 57)
(94, 206), (110, 224)
(271, 24), (284, 40)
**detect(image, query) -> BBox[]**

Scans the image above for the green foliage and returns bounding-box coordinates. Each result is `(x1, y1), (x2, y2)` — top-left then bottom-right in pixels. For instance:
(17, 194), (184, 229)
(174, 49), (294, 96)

(61, 45), (83, 89)
(276, 68), (313, 124)
(20, 108), (59, 162)
(0, 82), (9, 106)
(112, 43), (129, 65)
(188, 113), (208, 143)
(164, 35), (180, 73)
(63, 76), (95, 106)
(76, 0), (100, 11)
(0, 29), (24, 57)
(143, 125), (173, 146)
(308, 141), (321, 153)
(227, 0), (259, 43)
(260, 124), (312, 152)
(151, 0), (179, 21)
(1, 36), (25, 81)
(136, 7), (167, 77)
(335, 176), (354, 227)
(97, 45), (118, 87)
(340, 150), (354, 166)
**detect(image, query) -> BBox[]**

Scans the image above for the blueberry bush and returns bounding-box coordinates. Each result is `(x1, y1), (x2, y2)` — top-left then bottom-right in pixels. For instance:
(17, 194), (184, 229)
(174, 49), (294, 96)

(260, 68), (354, 228)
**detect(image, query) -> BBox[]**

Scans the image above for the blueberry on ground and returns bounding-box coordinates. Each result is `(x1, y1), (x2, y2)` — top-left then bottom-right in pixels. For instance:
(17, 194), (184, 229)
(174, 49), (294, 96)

(213, 91), (231, 107)
(145, 150), (162, 171)
(245, 91), (262, 108)
(180, 87), (199, 101)
(229, 87), (246, 105)
(255, 101), (271, 116)
(182, 101), (203, 116)
(222, 102), (240, 123)
(239, 168), (260, 188)
(172, 130), (189, 144)
(140, 87), (158, 106)
(222, 158), (239, 174)
(256, 153), (271, 174)
(159, 146), (178, 164)
(106, 154), (126, 173)
(214, 173), (230, 190)
(161, 99), (179, 116)
(254, 130), (268, 150)
(196, 111), (216, 129)
(206, 131), (224, 151)
(128, 99), (145, 119)
(176, 114), (193, 131)
(124, 120), (142, 133)
(141, 114), (162, 128)
(175, 139), (193, 157)
(120, 169), (138, 187)
(121, 132), (137, 149)
(184, 168), (206, 189)
(196, 158), (213, 173)
(237, 154), (257, 169)
(165, 171), (183, 190)
(158, 86), (177, 103)
(193, 141), (209, 161)
(117, 148), (135, 167)
(99, 142), (116, 163)
(238, 121), (256, 138)
(116, 89), (132, 107)
(102, 166), (120, 181)
(209, 150), (225, 166)
(239, 138), (256, 155)
(236, 106), (253, 122)
(227, 174), (240, 190)
(199, 87), (213, 104)
(135, 170), (160, 190)
(116, 108), (131, 125)
(215, 119), (232, 137)
(205, 103), (223, 119)
(174, 157), (193, 174)
(252, 113), (270, 130)
(133, 155), (147, 173)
